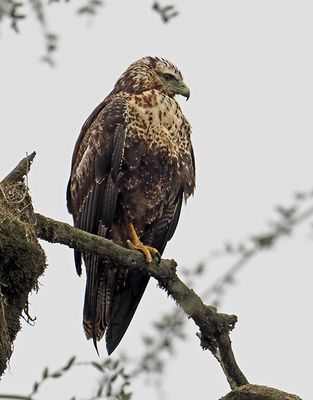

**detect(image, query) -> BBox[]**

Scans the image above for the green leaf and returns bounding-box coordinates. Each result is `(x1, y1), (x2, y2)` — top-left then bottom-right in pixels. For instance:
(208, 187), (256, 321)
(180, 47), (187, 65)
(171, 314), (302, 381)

(51, 372), (63, 378)
(63, 355), (76, 371)
(91, 361), (104, 372)
(42, 366), (49, 379)
(96, 383), (104, 397)
(110, 372), (118, 383)
(32, 381), (39, 394)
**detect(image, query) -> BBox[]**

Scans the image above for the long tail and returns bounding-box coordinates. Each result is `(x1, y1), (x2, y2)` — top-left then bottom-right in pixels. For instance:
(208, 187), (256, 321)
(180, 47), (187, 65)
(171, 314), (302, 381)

(105, 271), (149, 355)
(82, 252), (150, 355)
(83, 254), (115, 351)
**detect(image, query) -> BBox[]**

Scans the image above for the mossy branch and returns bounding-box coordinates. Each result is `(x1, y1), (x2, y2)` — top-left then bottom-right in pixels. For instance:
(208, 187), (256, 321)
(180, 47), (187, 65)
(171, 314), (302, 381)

(0, 152), (46, 378)
(34, 212), (245, 388)
(0, 154), (303, 400)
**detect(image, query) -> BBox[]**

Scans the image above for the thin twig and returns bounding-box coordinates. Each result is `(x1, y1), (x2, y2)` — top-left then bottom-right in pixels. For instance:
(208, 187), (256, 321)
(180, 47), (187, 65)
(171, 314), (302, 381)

(202, 204), (313, 304)
(0, 396), (33, 400)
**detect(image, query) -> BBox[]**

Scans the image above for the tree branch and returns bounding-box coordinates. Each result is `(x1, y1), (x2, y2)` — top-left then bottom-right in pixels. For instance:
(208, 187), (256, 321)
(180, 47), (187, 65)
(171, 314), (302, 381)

(0, 153), (303, 400)
(34, 212), (246, 388)
(2, 151), (36, 184)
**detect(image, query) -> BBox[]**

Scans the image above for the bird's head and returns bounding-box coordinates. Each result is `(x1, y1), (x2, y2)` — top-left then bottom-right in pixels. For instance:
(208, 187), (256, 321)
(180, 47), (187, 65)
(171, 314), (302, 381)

(112, 56), (190, 100)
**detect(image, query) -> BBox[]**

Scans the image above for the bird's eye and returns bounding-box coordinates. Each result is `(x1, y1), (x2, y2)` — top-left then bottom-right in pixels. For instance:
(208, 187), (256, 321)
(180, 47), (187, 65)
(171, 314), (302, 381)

(163, 73), (174, 81)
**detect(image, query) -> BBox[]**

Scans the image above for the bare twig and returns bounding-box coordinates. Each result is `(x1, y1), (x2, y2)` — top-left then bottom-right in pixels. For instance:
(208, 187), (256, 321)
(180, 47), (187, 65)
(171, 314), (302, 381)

(2, 152), (36, 185)
(152, 1), (179, 23)
(0, 396), (33, 400)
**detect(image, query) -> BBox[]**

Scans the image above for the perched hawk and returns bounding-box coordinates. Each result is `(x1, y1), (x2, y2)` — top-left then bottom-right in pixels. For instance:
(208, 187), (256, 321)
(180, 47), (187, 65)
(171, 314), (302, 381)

(67, 56), (195, 354)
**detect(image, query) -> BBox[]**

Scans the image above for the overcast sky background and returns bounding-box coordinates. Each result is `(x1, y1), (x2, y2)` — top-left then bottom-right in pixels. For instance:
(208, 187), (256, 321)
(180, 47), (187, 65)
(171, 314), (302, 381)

(1, 1), (313, 399)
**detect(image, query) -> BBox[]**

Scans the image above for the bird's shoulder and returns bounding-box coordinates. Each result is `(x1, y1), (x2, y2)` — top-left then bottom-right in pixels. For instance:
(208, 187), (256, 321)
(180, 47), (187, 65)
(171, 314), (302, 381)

(71, 94), (126, 166)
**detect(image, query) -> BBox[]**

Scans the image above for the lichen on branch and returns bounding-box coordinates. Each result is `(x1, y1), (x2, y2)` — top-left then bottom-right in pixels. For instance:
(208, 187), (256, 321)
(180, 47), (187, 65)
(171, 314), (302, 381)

(0, 152), (46, 377)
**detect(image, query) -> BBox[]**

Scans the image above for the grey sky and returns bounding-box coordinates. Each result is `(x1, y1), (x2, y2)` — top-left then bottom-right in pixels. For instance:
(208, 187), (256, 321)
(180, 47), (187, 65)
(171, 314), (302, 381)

(1, 1), (312, 399)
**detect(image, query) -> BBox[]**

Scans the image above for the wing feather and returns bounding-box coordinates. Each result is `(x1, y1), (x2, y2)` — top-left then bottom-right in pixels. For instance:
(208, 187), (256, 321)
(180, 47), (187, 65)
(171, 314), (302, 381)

(68, 98), (127, 230)
(67, 96), (127, 342)
(150, 188), (183, 255)
(100, 175), (118, 226)
(111, 124), (126, 180)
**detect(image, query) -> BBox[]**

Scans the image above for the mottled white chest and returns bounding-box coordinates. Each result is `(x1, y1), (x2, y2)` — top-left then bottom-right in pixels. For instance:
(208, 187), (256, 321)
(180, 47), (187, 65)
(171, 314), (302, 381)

(125, 90), (191, 160)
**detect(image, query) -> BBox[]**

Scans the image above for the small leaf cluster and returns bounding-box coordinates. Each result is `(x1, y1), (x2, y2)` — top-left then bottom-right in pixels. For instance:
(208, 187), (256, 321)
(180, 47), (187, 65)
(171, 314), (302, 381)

(29, 356), (76, 397)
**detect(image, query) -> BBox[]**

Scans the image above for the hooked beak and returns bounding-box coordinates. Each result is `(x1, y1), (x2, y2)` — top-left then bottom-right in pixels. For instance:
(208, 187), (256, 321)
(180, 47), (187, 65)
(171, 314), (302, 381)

(177, 82), (190, 101)
(174, 80), (190, 101)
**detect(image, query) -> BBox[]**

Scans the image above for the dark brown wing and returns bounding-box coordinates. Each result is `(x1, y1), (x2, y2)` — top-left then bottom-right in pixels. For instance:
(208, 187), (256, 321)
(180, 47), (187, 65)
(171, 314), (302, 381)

(150, 186), (183, 254)
(152, 149), (195, 254)
(67, 96), (127, 343)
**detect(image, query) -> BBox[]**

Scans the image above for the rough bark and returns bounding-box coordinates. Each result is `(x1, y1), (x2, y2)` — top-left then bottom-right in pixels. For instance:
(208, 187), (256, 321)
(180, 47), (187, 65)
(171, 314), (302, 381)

(0, 154), (303, 400)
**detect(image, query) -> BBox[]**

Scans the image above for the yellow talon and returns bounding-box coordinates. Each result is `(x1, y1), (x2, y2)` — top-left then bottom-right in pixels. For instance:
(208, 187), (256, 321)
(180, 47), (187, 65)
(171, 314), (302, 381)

(127, 223), (159, 263)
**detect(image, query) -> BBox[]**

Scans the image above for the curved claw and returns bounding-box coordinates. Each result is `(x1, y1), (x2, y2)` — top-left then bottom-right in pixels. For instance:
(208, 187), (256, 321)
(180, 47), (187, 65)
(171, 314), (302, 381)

(127, 223), (160, 263)
(127, 240), (159, 263)
(154, 249), (161, 264)
(146, 245), (160, 263)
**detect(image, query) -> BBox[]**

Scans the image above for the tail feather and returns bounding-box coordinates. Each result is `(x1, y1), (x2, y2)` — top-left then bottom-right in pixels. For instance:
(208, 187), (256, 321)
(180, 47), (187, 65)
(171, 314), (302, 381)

(106, 271), (149, 355)
(82, 230), (160, 355)
(83, 255), (111, 345)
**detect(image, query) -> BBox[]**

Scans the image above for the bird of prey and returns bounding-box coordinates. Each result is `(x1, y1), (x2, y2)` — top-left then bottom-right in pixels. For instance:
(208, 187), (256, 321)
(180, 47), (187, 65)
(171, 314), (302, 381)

(67, 56), (195, 354)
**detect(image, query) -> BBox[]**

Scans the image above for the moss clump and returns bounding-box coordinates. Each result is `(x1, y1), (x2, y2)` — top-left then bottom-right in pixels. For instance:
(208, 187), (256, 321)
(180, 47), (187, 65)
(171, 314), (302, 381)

(0, 182), (46, 342)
